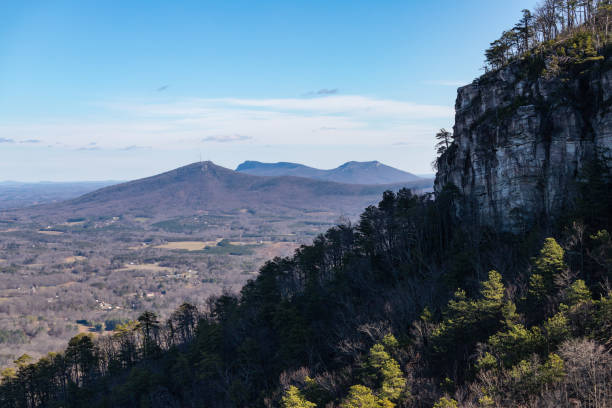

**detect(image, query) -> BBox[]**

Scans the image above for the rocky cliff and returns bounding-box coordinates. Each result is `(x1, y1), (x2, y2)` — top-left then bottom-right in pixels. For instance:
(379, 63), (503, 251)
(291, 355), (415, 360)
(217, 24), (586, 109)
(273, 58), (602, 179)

(434, 53), (612, 232)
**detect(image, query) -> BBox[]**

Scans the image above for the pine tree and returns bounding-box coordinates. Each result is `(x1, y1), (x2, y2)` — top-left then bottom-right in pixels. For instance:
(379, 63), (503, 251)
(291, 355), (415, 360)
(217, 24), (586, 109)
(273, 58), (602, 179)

(341, 385), (393, 408)
(137, 311), (160, 357)
(435, 129), (453, 156)
(433, 396), (459, 408)
(532, 238), (568, 293)
(282, 386), (316, 408)
(366, 341), (406, 401)
(565, 279), (591, 306)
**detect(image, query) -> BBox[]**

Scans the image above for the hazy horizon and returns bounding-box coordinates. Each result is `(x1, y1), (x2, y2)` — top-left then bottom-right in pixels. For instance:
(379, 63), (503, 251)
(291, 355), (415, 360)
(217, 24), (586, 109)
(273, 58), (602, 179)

(0, 159), (436, 183)
(1, 0), (533, 181)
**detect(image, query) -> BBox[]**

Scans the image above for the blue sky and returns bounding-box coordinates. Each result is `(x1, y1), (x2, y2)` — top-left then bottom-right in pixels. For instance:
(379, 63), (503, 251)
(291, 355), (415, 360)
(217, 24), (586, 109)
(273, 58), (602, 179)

(0, 0), (534, 181)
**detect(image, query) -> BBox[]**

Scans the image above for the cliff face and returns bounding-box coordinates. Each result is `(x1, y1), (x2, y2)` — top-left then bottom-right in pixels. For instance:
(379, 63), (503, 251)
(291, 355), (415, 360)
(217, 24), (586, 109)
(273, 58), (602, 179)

(434, 57), (612, 232)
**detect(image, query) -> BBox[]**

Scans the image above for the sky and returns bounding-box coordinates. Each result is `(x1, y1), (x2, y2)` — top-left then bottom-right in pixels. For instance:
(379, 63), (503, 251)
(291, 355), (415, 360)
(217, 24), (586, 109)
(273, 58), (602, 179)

(0, 0), (535, 182)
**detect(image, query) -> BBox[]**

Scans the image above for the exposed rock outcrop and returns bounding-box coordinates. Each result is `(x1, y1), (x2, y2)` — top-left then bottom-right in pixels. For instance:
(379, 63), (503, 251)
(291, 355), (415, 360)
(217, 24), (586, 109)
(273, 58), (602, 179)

(435, 55), (612, 232)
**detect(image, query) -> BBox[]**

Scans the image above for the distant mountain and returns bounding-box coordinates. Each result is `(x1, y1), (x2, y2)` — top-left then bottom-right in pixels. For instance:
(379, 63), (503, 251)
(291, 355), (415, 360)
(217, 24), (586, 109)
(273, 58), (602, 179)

(236, 161), (326, 179)
(0, 181), (119, 210)
(236, 160), (423, 184)
(6, 162), (432, 220)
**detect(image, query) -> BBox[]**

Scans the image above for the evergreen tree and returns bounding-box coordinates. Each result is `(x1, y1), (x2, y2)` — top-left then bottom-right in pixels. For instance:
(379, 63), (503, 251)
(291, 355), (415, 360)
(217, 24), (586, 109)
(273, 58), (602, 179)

(282, 386), (317, 408)
(432, 270), (511, 359)
(565, 279), (591, 306)
(435, 129), (453, 156)
(530, 238), (568, 296)
(433, 396), (459, 408)
(515, 9), (535, 52)
(366, 340), (406, 402)
(341, 385), (393, 408)
(137, 311), (160, 357)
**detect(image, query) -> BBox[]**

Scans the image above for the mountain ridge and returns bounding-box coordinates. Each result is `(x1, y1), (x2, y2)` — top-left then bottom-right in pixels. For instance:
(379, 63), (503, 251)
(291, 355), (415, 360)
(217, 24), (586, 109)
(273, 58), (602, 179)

(4, 161), (432, 221)
(236, 160), (422, 184)
(2, 7), (612, 408)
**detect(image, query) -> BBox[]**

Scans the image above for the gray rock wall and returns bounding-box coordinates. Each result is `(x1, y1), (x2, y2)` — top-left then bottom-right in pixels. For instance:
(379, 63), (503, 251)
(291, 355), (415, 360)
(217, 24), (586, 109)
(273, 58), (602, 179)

(434, 59), (612, 232)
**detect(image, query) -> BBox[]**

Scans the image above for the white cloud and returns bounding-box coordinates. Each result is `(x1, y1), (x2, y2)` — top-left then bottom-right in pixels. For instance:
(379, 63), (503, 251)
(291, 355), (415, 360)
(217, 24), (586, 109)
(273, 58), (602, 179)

(202, 134), (252, 143)
(0, 95), (454, 150)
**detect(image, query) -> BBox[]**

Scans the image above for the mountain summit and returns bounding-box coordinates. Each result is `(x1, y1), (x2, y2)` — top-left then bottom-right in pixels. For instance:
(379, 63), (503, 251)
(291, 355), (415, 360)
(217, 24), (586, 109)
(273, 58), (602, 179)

(9, 161), (431, 220)
(236, 160), (421, 184)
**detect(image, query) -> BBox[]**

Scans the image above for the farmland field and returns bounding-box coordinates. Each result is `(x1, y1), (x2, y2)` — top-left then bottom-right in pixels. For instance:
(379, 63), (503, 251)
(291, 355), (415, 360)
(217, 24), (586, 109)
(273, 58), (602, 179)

(0, 206), (347, 367)
(154, 240), (222, 251)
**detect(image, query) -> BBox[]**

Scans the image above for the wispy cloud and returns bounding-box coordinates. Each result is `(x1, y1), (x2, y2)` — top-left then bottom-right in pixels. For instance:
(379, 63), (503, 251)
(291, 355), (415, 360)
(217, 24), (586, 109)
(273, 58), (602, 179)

(0, 138), (15, 143)
(77, 146), (101, 151)
(119, 145), (151, 151)
(303, 88), (339, 96)
(317, 88), (338, 95)
(20, 139), (41, 144)
(424, 80), (468, 87)
(209, 95), (453, 118)
(77, 144), (150, 151)
(202, 134), (252, 143)
(0, 95), (453, 150)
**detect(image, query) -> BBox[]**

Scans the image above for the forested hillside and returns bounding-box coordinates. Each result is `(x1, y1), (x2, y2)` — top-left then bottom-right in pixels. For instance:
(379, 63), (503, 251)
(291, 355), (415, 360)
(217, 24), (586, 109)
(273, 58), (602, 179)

(1, 2), (611, 407)
(2, 184), (609, 407)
